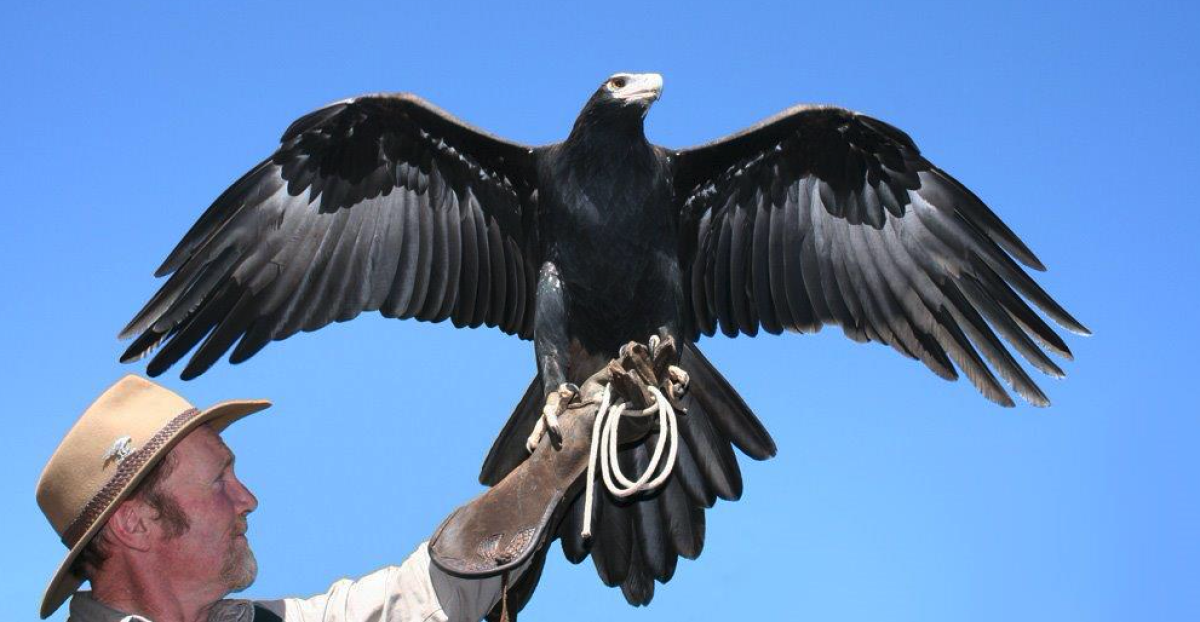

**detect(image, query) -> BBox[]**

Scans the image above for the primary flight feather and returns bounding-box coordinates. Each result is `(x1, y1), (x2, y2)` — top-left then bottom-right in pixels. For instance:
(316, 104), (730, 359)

(121, 72), (1088, 606)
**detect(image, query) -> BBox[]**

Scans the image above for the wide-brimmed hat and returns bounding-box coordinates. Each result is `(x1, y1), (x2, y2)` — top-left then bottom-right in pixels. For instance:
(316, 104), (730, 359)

(35, 375), (271, 618)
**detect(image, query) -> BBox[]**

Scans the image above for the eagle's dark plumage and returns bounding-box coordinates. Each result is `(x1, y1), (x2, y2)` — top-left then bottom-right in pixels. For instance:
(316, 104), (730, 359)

(121, 73), (1088, 606)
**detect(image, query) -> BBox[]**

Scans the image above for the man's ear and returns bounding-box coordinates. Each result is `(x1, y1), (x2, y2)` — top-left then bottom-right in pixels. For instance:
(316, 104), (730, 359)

(104, 498), (154, 552)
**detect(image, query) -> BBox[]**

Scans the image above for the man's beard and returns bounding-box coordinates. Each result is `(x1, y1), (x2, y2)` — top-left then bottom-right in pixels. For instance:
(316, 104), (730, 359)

(221, 536), (258, 593)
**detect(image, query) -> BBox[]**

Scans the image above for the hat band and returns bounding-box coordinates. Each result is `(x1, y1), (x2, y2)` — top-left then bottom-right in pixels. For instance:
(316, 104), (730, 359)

(60, 407), (201, 548)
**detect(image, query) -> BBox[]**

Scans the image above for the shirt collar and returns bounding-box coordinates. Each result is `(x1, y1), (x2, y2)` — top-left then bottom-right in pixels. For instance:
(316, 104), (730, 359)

(67, 592), (254, 622)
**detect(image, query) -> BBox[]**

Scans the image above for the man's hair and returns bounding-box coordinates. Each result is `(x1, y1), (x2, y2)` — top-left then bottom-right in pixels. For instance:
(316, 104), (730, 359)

(68, 450), (191, 580)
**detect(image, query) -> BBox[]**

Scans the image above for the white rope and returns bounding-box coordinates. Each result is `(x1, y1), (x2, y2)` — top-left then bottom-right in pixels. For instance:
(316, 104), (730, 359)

(581, 383), (679, 539)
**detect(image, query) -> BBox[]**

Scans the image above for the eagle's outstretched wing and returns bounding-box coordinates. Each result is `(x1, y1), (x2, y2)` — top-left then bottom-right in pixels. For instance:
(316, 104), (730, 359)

(673, 106), (1088, 406)
(121, 94), (540, 378)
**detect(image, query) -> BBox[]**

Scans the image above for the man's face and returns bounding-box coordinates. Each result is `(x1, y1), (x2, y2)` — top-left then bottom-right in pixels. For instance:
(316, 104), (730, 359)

(150, 425), (259, 595)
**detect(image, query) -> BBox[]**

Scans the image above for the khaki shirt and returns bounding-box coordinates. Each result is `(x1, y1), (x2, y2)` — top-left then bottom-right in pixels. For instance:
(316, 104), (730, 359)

(66, 543), (506, 622)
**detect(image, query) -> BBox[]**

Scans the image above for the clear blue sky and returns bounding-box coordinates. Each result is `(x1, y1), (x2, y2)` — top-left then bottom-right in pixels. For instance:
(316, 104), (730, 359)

(3, 1), (1196, 620)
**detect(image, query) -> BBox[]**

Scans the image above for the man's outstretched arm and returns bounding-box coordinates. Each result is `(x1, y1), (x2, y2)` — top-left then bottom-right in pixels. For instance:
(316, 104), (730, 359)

(253, 541), (525, 622)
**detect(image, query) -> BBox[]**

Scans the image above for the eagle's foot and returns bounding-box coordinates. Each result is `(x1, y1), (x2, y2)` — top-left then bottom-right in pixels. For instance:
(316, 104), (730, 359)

(526, 383), (579, 453)
(647, 334), (688, 403)
(611, 335), (690, 410)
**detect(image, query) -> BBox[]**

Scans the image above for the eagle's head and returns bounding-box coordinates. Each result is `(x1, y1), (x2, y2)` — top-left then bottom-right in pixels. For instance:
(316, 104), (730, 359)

(569, 72), (663, 143)
(581, 72), (663, 120)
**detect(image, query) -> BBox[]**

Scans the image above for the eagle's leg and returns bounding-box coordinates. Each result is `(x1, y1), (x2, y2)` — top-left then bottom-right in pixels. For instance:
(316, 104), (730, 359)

(534, 261), (569, 392)
(528, 261), (577, 451)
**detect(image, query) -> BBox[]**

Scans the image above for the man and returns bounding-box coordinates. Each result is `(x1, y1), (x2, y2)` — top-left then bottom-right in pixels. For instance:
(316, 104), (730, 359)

(37, 338), (676, 622)
(34, 374), (598, 622)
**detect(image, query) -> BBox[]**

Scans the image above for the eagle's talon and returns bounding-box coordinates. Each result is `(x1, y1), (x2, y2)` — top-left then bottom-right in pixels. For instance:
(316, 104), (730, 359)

(668, 365), (689, 392)
(543, 404), (561, 438)
(525, 414), (546, 453)
(527, 382), (579, 452)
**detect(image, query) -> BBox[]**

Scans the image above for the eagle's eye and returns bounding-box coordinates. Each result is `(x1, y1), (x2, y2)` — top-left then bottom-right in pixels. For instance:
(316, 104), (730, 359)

(609, 77), (627, 90)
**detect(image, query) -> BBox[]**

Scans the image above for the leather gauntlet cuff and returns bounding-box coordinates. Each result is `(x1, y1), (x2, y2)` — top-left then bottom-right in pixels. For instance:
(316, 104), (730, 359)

(429, 388), (598, 578)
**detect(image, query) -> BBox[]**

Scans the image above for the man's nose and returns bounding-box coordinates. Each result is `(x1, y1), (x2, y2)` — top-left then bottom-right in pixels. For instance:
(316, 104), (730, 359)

(231, 474), (259, 514)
